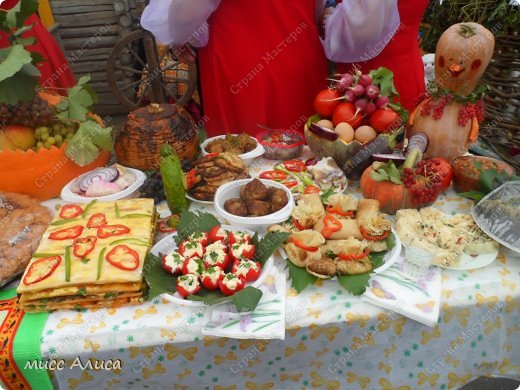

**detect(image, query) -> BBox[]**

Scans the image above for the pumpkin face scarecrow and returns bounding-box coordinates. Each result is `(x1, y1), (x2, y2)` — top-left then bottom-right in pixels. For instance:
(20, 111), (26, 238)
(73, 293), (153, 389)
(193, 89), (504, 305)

(408, 23), (495, 161)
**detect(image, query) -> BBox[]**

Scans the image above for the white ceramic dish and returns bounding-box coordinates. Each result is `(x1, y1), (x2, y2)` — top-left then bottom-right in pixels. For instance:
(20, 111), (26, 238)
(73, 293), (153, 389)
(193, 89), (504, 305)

(185, 193), (214, 205)
(214, 179), (294, 232)
(279, 229), (401, 276)
(200, 134), (265, 166)
(151, 225), (274, 306)
(60, 167), (146, 204)
(437, 251), (498, 271)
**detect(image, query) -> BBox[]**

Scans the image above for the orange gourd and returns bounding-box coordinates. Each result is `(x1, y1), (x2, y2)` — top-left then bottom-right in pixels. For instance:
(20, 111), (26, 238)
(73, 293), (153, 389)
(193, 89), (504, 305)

(0, 92), (110, 200)
(360, 167), (415, 215)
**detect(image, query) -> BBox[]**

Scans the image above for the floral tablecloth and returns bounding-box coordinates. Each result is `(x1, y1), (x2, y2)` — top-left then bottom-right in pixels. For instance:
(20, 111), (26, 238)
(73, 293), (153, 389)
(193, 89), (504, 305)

(6, 151), (520, 389)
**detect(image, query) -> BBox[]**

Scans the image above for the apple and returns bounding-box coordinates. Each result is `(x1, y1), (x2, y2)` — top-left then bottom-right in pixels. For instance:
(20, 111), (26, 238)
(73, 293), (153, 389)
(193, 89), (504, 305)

(0, 125), (36, 151)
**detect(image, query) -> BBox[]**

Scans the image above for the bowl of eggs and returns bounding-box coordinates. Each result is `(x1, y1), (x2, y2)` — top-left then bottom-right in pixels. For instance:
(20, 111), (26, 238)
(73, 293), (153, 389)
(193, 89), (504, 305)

(304, 115), (396, 179)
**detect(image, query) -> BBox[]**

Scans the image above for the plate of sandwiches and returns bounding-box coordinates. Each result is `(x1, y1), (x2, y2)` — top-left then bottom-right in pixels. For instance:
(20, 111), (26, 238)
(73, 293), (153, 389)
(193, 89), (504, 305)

(395, 207), (499, 270)
(269, 193), (401, 279)
(17, 198), (156, 312)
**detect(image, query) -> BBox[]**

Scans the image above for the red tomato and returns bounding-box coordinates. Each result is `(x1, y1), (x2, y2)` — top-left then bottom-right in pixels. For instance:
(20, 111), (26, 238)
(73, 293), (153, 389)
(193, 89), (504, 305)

(231, 259), (261, 282)
(201, 266), (225, 290)
(314, 89), (341, 118)
(369, 108), (401, 134)
(219, 274), (245, 296)
(332, 102), (363, 129)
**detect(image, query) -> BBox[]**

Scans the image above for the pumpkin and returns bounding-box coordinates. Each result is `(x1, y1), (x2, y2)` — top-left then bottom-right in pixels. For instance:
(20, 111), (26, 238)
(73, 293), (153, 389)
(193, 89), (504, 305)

(452, 156), (515, 193)
(408, 100), (474, 161)
(435, 23), (495, 96)
(0, 91), (110, 200)
(360, 166), (415, 214)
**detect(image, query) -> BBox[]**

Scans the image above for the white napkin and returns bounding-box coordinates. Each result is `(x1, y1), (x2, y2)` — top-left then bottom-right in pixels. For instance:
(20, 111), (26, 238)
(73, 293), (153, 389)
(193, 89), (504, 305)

(201, 258), (286, 340)
(362, 254), (441, 327)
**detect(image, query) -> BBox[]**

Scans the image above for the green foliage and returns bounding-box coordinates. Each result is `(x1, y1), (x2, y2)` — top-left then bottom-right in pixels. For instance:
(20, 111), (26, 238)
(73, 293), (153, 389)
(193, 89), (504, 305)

(370, 161), (403, 184)
(176, 210), (220, 243)
(56, 75), (97, 121)
(143, 253), (177, 300)
(65, 120), (113, 166)
(252, 231), (290, 267)
(458, 161), (520, 201)
(286, 260), (317, 293)
(422, 0), (520, 52)
(337, 273), (371, 296)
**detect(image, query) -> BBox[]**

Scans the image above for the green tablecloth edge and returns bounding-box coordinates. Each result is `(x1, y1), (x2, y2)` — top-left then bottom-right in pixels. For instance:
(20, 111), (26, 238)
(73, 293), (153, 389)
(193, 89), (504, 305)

(1, 288), (53, 390)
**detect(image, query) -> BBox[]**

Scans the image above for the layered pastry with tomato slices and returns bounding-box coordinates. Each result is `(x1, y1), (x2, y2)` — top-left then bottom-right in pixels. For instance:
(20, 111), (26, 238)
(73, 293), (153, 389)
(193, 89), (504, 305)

(17, 198), (156, 312)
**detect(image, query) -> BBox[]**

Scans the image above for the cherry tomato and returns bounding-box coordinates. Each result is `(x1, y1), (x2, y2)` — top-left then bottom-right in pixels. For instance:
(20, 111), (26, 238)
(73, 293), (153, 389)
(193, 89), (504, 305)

(314, 88), (341, 118)
(332, 102), (363, 128)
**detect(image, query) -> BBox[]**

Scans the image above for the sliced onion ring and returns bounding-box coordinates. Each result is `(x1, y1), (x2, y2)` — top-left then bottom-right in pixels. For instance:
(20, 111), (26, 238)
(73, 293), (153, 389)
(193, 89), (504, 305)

(78, 167), (119, 192)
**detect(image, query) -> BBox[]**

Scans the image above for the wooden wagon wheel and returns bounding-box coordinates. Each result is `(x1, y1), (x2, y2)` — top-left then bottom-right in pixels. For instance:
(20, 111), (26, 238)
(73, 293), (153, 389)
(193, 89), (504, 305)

(107, 29), (197, 110)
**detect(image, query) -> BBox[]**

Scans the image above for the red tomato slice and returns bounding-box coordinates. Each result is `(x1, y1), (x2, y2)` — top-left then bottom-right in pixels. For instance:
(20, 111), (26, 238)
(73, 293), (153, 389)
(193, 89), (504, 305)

(304, 186), (321, 194)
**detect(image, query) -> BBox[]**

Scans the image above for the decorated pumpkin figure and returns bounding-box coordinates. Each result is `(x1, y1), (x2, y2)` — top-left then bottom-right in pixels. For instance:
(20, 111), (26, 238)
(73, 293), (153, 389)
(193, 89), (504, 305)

(408, 23), (495, 161)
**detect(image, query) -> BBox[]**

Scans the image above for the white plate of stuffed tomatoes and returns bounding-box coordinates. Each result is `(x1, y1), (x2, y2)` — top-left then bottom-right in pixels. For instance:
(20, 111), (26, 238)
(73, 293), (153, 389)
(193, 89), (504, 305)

(150, 225), (274, 306)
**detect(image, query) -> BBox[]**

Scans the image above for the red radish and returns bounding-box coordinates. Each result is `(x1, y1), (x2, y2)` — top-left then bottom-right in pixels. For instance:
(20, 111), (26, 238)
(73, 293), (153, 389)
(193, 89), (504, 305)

(314, 89), (341, 117)
(358, 74), (372, 87)
(365, 85), (380, 99)
(352, 84), (365, 97)
(337, 73), (354, 91)
(375, 96), (389, 109)
(354, 98), (368, 113)
(344, 90), (356, 102)
(364, 101), (376, 115)
(332, 102), (363, 128)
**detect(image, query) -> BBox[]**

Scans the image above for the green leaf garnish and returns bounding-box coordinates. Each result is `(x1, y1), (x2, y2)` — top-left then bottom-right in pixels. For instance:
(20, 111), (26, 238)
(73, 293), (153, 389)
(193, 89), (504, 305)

(189, 287), (263, 312)
(76, 287), (88, 297)
(65, 120), (113, 166)
(386, 231), (396, 251)
(176, 210), (220, 243)
(286, 260), (317, 293)
(253, 231), (289, 266)
(337, 273), (371, 295)
(143, 253), (177, 300)
(368, 252), (385, 269)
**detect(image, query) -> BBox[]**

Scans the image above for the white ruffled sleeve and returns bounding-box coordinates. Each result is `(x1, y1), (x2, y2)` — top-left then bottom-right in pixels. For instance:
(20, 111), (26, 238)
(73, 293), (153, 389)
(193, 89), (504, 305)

(321, 0), (400, 63)
(141, 0), (221, 47)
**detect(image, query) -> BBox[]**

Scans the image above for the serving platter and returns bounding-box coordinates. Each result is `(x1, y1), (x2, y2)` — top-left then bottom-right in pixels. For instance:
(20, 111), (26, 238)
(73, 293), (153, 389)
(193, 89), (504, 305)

(438, 251), (498, 271)
(150, 225), (274, 306)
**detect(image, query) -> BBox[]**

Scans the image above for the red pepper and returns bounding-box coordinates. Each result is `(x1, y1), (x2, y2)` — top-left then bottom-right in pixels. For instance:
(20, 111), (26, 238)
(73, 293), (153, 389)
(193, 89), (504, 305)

(219, 274), (245, 296)
(87, 213), (107, 228)
(359, 226), (391, 241)
(229, 243), (256, 262)
(326, 205), (354, 218)
(106, 245), (140, 271)
(176, 274), (201, 297)
(178, 240), (204, 259)
(283, 160), (306, 172)
(158, 218), (177, 233)
(282, 180), (299, 189)
(73, 236), (97, 258)
(59, 204), (83, 219)
(292, 218), (305, 231)
(208, 226), (228, 243)
(228, 231), (251, 246)
(232, 259), (261, 282)
(259, 170), (287, 181)
(305, 158), (318, 167)
(320, 215), (342, 239)
(182, 257), (205, 276)
(338, 249), (370, 261)
(97, 224), (131, 239)
(304, 186), (321, 194)
(186, 169), (197, 190)
(201, 266), (225, 290)
(203, 250), (229, 270)
(49, 225), (84, 240)
(290, 236), (319, 252)
(161, 253), (185, 275)
(23, 256), (61, 285)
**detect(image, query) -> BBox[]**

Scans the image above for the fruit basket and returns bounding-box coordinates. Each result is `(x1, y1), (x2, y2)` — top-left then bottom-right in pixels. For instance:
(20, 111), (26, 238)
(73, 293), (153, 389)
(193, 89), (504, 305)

(304, 68), (407, 180)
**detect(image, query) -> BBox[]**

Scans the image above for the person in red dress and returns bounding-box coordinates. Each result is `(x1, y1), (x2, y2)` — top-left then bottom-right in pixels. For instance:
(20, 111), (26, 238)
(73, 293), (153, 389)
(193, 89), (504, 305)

(0, 0), (75, 90)
(323, 0), (430, 111)
(142, 0), (329, 137)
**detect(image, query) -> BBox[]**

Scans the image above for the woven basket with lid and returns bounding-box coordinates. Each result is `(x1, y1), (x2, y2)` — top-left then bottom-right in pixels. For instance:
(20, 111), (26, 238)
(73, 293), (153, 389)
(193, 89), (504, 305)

(115, 103), (199, 170)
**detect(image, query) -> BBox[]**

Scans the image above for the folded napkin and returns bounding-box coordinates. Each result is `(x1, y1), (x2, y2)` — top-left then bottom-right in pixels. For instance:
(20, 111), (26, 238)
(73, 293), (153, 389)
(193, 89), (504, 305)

(201, 258), (286, 340)
(362, 254), (441, 327)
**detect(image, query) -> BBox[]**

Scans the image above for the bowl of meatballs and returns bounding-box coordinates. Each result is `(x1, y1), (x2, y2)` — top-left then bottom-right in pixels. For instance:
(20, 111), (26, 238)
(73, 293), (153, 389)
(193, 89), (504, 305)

(214, 178), (294, 232)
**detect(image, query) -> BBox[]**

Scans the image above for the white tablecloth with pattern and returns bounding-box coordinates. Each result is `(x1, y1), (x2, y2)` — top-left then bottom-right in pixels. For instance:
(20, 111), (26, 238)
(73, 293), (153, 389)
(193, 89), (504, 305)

(38, 152), (520, 389)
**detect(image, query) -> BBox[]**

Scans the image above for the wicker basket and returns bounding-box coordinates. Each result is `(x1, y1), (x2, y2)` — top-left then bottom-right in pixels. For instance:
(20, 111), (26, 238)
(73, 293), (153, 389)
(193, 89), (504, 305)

(480, 34), (520, 171)
(115, 103), (199, 170)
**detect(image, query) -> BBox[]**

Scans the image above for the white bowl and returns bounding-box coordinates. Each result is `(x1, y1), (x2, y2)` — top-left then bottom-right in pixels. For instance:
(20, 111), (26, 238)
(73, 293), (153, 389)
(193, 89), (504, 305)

(214, 179), (294, 232)
(60, 167), (147, 203)
(200, 134), (265, 166)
